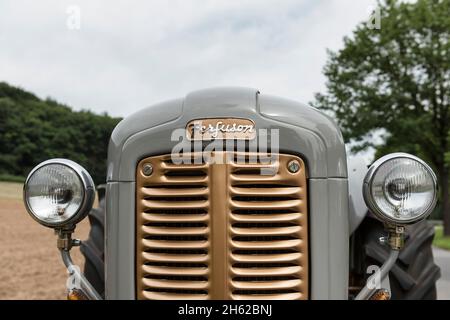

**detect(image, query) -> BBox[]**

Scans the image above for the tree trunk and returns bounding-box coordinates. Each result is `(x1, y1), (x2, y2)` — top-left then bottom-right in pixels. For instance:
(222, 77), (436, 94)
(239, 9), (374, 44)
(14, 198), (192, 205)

(442, 166), (450, 236)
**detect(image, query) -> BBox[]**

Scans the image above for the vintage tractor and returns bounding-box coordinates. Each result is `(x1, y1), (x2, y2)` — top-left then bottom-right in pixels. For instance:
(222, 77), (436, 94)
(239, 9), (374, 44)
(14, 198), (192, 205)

(22, 88), (440, 300)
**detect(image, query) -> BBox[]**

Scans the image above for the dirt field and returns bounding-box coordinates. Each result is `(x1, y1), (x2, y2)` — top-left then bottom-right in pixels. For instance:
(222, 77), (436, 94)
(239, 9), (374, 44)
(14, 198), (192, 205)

(0, 182), (90, 299)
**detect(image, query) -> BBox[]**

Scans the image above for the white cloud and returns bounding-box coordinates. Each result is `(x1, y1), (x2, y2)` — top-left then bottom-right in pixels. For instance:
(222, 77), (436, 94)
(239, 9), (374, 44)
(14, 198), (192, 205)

(0, 0), (377, 117)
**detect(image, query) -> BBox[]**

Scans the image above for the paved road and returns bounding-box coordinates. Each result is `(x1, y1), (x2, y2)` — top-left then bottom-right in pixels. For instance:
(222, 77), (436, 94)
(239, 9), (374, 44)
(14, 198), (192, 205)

(434, 247), (450, 300)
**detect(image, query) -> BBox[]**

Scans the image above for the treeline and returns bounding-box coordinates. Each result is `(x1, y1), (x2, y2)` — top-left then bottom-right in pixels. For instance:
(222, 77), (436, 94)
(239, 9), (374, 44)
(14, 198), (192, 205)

(0, 82), (122, 184)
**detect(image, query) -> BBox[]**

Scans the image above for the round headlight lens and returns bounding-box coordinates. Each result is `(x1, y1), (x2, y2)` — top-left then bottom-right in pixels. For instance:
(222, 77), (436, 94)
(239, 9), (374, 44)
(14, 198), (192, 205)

(24, 159), (95, 228)
(364, 153), (437, 224)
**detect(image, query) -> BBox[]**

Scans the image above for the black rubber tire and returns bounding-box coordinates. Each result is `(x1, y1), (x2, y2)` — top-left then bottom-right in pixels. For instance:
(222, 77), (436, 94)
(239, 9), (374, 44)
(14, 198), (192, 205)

(80, 198), (106, 297)
(361, 218), (441, 300)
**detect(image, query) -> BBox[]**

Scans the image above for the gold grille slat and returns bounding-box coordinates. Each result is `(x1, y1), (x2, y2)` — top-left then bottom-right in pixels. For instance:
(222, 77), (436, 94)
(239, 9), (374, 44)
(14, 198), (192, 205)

(160, 176), (208, 185)
(140, 187), (208, 197)
(142, 225), (209, 236)
(230, 212), (301, 223)
(142, 239), (209, 249)
(232, 292), (303, 300)
(142, 213), (209, 223)
(160, 162), (209, 170)
(230, 226), (302, 236)
(230, 174), (300, 185)
(143, 278), (209, 290)
(231, 265), (302, 276)
(142, 199), (209, 210)
(230, 239), (302, 249)
(143, 291), (209, 300)
(231, 279), (302, 290)
(229, 162), (279, 170)
(142, 252), (209, 263)
(230, 199), (302, 210)
(230, 252), (302, 263)
(143, 265), (209, 276)
(136, 152), (308, 300)
(230, 186), (301, 197)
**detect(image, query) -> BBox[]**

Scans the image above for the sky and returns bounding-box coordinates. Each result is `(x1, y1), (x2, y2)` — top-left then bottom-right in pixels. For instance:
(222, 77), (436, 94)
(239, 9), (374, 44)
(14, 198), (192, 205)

(0, 0), (378, 118)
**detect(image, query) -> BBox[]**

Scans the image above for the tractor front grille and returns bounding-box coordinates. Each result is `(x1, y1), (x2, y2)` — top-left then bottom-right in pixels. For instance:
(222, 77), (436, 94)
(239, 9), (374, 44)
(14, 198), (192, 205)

(136, 152), (309, 300)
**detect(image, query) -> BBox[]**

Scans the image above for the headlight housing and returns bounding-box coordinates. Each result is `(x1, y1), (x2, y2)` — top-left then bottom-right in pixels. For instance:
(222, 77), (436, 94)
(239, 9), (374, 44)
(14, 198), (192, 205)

(23, 159), (95, 228)
(363, 153), (437, 225)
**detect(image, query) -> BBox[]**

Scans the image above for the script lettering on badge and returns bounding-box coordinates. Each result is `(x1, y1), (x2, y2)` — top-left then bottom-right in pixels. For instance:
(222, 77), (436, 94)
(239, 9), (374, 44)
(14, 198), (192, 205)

(186, 118), (256, 140)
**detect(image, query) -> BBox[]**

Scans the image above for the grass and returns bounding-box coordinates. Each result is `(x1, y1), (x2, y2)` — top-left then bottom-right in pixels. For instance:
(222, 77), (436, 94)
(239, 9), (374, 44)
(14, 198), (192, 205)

(0, 173), (25, 183)
(433, 225), (450, 251)
(0, 181), (23, 200)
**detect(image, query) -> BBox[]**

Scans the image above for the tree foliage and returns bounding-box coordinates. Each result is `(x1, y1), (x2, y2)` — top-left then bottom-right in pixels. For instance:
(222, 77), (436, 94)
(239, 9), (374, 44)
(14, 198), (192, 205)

(0, 82), (121, 184)
(313, 0), (450, 232)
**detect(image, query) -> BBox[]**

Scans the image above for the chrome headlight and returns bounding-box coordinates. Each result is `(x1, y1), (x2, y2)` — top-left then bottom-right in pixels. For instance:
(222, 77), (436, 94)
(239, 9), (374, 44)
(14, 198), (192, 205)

(363, 153), (437, 225)
(23, 159), (95, 228)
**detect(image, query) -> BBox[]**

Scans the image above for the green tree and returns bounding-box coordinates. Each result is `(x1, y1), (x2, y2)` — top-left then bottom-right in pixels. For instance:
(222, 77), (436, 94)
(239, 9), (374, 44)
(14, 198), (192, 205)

(313, 0), (450, 234)
(0, 82), (122, 184)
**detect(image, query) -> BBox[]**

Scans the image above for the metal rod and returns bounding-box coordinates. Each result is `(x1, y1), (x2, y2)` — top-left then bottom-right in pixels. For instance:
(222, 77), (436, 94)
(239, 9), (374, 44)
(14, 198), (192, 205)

(355, 249), (399, 300)
(60, 249), (103, 300)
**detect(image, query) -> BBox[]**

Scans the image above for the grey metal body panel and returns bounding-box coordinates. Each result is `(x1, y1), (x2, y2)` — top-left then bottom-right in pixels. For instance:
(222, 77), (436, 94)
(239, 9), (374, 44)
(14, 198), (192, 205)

(105, 87), (350, 299)
(259, 95), (347, 178)
(347, 156), (369, 234)
(105, 182), (135, 299)
(107, 87), (347, 181)
(309, 178), (349, 299)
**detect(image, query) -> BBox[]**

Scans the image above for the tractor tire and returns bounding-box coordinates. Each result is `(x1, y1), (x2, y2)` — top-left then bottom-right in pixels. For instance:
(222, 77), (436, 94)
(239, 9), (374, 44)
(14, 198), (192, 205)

(80, 198), (106, 297)
(361, 218), (441, 300)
